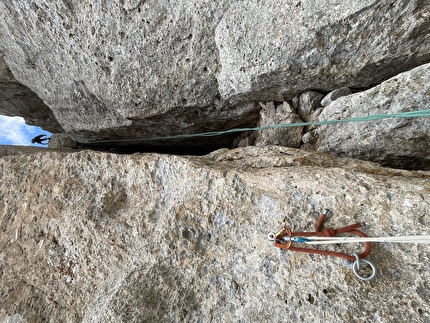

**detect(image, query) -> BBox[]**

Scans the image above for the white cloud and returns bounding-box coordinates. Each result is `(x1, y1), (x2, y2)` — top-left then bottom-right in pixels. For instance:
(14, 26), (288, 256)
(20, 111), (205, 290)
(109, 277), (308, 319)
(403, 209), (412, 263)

(0, 115), (51, 146)
(0, 115), (33, 145)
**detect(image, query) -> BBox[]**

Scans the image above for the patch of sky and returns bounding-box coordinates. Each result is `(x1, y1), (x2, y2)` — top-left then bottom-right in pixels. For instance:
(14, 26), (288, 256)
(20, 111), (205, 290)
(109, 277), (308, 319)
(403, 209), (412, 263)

(0, 115), (51, 147)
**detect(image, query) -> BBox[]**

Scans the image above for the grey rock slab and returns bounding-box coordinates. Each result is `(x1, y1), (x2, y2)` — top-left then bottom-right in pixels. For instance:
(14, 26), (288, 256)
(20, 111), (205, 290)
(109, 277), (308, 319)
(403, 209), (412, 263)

(216, 0), (430, 103)
(302, 63), (430, 170)
(2, 1), (430, 147)
(48, 133), (79, 149)
(1, 147), (430, 322)
(233, 101), (304, 148)
(0, 145), (77, 157)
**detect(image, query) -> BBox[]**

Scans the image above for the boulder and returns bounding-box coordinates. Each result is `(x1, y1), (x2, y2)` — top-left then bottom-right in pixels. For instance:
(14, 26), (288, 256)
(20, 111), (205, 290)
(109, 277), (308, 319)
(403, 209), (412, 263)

(0, 0), (244, 147)
(235, 101), (303, 148)
(297, 91), (325, 122)
(48, 133), (79, 149)
(1, 146), (430, 322)
(302, 63), (430, 170)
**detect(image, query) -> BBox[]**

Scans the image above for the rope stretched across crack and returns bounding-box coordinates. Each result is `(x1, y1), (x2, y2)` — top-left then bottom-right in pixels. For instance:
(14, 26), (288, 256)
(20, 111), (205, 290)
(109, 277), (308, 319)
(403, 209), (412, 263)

(79, 109), (430, 144)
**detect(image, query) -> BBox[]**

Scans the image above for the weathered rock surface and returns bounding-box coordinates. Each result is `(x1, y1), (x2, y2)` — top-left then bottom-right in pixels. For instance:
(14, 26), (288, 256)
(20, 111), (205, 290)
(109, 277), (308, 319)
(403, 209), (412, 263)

(254, 102), (303, 147)
(1, 147), (430, 322)
(1, 0), (429, 147)
(0, 57), (63, 133)
(0, 0), (238, 145)
(48, 133), (78, 149)
(0, 145), (75, 158)
(297, 91), (325, 122)
(234, 102), (303, 148)
(216, 0), (430, 103)
(302, 63), (430, 170)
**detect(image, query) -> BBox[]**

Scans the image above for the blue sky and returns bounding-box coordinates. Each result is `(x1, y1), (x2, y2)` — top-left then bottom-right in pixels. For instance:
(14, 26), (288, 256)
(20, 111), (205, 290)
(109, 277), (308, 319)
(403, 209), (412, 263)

(0, 115), (51, 147)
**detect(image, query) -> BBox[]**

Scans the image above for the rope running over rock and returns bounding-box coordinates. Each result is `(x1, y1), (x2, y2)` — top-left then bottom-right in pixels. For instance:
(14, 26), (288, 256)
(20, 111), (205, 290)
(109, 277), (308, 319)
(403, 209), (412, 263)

(79, 109), (430, 144)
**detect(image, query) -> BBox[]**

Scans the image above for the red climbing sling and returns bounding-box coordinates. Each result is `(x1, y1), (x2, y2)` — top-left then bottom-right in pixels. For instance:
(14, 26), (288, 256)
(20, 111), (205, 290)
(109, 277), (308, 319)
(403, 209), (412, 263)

(269, 209), (372, 262)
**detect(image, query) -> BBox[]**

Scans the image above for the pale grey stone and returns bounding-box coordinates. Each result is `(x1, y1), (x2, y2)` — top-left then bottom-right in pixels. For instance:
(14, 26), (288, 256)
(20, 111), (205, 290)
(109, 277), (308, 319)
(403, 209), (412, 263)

(254, 101), (303, 148)
(216, 0), (430, 103)
(302, 63), (430, 170)
(232, 101), (303, 148)
(1, 147), (430, 322)
(1, 1), (429, 148)
(302, 130), (318, 144)
(0, 0), (237, 144)
(298, 91), (325, 121)
(320, 87), (352, 107)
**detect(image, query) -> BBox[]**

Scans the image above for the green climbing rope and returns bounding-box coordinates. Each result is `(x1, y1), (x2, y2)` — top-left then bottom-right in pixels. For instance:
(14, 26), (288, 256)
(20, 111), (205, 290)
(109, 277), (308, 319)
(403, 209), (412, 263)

(82, 109), (430, 144)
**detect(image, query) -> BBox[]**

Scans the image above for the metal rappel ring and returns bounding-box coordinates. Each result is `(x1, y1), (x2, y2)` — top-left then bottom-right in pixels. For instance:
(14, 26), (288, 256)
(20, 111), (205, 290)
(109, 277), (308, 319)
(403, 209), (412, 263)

(268, 232), (276, 241)
(351, 253), (377, 281)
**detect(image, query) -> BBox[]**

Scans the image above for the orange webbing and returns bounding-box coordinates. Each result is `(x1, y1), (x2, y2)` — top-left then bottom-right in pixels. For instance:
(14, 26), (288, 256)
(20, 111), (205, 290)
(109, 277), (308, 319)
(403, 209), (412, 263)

(274, 213), (372, 262)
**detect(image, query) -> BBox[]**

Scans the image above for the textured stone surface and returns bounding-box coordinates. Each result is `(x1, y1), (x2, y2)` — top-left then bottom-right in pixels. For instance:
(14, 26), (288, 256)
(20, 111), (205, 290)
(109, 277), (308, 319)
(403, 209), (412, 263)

(0, 145), (46, 158)
(0, 145), (75, 158)
(236, 102), (303, 148)
(298, 91), (325, 122)
(1, 147), (430, 322)
(1, 0), (429, 147)
(0, 57), (62, 133)
(216, 0), (430, 103)
(302, 63), (430, 170)
(0, 0), (241, 144)
(48, 133), (78, 149)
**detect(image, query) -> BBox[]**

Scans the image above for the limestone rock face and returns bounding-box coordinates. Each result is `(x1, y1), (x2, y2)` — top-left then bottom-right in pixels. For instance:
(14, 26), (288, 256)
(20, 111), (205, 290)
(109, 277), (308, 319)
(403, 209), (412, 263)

(254, 102), (303, 148)
(1, 147), (430, 322)
(302, 63), (430, 170)
(1, 0), (429, 146)
(0, 57), (63, 133)
(0, 0), (238, 143)
(216, 0), (430, 103)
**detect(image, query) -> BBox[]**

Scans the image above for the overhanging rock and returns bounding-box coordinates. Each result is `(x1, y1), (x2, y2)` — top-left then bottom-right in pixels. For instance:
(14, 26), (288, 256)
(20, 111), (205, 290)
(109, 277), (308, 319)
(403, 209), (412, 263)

(0, 0), (429, 147)
(216, 0), (430, 103)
